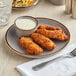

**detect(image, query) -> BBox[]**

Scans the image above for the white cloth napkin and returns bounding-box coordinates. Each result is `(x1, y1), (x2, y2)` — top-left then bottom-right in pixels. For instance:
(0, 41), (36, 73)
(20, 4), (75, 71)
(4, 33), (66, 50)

(16, 43), (76, 76)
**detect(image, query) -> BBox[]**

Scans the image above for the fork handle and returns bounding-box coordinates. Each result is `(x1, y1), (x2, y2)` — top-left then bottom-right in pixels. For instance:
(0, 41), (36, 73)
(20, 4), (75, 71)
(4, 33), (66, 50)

(32, 55), (71, 71)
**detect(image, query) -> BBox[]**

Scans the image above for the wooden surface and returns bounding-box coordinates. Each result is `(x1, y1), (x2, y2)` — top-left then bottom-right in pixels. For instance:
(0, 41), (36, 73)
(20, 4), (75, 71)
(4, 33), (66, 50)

(0, 0), (76, 76)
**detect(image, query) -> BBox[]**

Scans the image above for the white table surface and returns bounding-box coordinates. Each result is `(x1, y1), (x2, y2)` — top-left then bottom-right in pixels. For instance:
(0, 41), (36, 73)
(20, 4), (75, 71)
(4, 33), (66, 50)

(0, 0), (76, 76)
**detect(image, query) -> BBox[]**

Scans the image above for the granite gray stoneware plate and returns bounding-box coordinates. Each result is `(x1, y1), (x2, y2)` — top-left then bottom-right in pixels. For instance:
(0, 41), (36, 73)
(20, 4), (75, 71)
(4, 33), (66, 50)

(5, 17), (70, 58)
(12, 0), (39, 10)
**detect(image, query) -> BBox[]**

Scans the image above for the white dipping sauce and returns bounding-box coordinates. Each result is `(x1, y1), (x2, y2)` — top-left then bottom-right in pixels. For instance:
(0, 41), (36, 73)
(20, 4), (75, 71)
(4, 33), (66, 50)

(16, 18), (36, 30)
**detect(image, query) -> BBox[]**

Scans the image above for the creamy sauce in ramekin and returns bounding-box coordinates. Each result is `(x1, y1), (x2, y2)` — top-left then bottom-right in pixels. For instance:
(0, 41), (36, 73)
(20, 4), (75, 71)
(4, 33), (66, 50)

(16, 18), (36, 30)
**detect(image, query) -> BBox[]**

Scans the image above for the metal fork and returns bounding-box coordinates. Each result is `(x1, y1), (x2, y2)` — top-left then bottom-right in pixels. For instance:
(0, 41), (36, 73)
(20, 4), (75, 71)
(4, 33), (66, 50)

(32, 48), (76, 71)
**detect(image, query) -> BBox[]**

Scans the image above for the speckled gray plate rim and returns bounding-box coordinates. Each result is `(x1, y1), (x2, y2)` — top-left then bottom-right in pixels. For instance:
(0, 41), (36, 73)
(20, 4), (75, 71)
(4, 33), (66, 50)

(5, 17), (70, 58)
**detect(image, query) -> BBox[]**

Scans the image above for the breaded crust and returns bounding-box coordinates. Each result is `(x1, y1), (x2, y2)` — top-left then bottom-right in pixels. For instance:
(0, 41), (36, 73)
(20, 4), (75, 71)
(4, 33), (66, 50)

(31, 33), (56, 50)
(38, 25), (62, 30)
(37, 29), (68, 40)
(19, 37), (43, 55)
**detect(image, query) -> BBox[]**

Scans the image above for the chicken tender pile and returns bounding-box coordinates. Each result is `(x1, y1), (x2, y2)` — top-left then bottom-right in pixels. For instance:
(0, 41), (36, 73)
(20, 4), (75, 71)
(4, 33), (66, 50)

(19, 37), (43, 55)
(19, 25), (69, 55)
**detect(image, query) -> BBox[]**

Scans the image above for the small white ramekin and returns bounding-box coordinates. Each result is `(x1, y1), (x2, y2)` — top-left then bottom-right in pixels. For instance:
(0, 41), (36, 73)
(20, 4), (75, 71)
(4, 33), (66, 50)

(14, 16), (38, 37)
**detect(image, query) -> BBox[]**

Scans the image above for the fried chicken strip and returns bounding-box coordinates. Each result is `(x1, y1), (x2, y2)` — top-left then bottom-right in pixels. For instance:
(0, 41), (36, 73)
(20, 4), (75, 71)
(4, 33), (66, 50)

(37, 29), (68, 40)
(38, 25), (62, 30)
(19, 37), (43, 55)
(31, 33), (56, 50)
